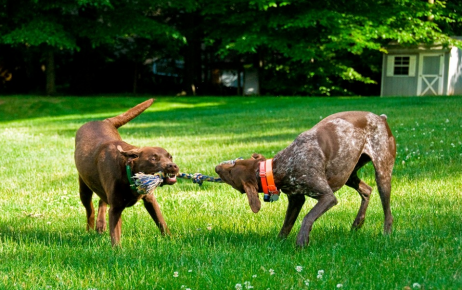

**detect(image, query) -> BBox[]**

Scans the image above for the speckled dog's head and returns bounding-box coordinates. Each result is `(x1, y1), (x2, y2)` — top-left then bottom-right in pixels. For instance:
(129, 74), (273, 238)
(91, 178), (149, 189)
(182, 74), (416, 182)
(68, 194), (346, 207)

(215, 153), (266, 213)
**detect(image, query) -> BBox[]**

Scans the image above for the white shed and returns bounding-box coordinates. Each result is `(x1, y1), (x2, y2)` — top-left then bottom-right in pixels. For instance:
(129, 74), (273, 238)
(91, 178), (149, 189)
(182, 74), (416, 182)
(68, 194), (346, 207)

(381, 38), (462, 96)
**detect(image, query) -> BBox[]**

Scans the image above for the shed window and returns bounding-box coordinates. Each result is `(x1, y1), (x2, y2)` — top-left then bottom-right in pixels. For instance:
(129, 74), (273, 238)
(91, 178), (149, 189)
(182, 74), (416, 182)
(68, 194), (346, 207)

(394, 57), (410, 75)
(386, 55), (416, 77)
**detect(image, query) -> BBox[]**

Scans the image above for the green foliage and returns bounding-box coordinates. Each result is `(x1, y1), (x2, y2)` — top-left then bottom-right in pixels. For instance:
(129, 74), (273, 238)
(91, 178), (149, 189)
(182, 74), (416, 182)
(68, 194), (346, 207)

(1, 0), (462, 95)
(201, 0), (462, 95)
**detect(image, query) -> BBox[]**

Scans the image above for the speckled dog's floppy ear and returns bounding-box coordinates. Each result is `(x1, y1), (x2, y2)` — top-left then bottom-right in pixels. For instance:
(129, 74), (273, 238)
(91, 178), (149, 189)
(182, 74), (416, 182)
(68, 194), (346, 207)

(243, 182), (261, 213)
(251, 153), (265, 160)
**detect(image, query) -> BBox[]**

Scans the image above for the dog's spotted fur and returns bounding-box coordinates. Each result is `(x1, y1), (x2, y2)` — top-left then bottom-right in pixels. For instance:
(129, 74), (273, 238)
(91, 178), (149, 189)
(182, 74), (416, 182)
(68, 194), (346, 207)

(215, 111), (396, 247)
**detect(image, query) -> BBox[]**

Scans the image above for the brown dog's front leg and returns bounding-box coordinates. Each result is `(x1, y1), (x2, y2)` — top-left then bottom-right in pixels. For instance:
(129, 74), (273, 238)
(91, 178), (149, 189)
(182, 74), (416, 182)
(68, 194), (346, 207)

(297, 192), (337, 247)
(142, 194), (171, 236)
(278, 194), (305, 239)
(109, 207), (124, 247)
(96, 199), (108, 233)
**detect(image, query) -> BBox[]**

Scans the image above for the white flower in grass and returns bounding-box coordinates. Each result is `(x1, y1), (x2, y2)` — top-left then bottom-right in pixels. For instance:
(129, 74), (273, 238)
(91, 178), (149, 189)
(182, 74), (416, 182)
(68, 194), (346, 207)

(235, 284), (242, 290)
(269, 269), (275, 275)
(412, 283), (421, 289)
(252, 274), (257, 278)
(317, 269), (324, 275)
(295, 266), (303, 272)
(337, 284), (343, 288)
(173, 271), (179, 277)
(188, 269), (193, 273)
(244, 281), (254, 289)
(304, 280), (310, 286)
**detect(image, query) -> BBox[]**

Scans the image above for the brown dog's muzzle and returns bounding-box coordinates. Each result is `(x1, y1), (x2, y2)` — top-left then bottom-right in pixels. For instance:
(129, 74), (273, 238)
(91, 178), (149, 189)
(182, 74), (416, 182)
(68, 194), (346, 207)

(163, 162), (179, 185)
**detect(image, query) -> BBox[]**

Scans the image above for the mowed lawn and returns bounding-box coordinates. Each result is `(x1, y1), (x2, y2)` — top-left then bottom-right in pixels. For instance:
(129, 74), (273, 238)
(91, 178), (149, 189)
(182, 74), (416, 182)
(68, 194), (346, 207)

(0, 95), (461, 290)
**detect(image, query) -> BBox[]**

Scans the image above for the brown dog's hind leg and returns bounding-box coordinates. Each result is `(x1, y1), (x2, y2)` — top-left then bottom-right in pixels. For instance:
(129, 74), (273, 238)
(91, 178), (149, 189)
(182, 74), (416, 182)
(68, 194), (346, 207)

(278, 194), (305, 239)
(96, 200), (107, 233)
(142, 194), (171, 236)
(296, 187), (338, 247)
(79, 177), (95, 231)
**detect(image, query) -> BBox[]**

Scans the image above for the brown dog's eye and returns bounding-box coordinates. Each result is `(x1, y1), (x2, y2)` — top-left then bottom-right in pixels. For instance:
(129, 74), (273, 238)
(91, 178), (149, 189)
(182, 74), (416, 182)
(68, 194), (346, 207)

(151, 154), (159, 161)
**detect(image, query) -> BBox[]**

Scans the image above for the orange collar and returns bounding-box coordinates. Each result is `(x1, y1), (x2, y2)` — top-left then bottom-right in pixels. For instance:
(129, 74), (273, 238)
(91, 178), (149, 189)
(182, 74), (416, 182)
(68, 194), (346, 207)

(259, 159), (280, 202)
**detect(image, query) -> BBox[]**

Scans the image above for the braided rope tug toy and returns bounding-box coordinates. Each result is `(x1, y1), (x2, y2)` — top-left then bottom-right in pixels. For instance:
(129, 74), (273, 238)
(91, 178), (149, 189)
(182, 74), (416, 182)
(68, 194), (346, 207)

(128, 158), (244, 195)
(129, 169), (225, 195)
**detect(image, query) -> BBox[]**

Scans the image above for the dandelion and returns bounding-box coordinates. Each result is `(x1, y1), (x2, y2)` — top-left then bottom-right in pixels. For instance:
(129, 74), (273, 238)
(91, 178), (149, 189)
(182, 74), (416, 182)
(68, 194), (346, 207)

(235, 284), (242, 290)
(295, 266), (303, 272)
(173, 272), (179, 277)
(412, 283), (421, 289)
(337, 284), (343, 288)
(269, 269), (275, 275)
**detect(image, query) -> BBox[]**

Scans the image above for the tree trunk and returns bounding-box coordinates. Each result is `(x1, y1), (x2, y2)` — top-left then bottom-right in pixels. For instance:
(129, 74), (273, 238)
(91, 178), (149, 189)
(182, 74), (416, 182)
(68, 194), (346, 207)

(45, 49), (56, 96)
(183, 12), (202, 96)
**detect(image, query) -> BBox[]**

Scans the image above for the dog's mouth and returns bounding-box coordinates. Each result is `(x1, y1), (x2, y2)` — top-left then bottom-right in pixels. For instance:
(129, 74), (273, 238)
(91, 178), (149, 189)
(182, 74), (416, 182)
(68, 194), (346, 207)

(162, 172), (177, 185)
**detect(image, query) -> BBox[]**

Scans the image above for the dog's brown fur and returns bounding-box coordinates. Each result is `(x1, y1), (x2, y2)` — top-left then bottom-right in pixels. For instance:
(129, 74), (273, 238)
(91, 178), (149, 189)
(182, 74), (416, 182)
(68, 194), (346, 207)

(215, 111), (396, 247)
(74, 99), (179, 246)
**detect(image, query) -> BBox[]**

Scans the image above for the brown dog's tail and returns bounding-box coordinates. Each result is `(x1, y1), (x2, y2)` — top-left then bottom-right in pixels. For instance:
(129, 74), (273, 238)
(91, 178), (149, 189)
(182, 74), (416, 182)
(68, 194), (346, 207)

(105, 99), (154, 128)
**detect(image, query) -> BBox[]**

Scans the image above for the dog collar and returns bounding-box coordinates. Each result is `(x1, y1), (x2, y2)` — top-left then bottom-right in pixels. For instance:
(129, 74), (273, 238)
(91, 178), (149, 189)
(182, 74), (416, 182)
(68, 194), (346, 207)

(259, 159), (280, 202)
(126, 165), (138, 192)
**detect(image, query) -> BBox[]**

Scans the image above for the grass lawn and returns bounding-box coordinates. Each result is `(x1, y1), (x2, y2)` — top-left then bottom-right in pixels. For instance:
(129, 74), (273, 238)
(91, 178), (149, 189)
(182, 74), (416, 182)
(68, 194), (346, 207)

(0, 95), (461, 289)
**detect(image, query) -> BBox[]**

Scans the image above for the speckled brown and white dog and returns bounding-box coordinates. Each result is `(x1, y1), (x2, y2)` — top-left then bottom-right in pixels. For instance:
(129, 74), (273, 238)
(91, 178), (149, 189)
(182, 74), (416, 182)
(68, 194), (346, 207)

(215, 111), (396, 247)
(74, 99), (179, 246)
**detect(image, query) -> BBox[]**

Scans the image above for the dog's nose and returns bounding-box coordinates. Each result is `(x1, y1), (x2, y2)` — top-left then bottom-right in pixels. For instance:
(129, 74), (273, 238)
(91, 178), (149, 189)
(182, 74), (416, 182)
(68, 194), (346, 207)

(167, 163), (179, 171)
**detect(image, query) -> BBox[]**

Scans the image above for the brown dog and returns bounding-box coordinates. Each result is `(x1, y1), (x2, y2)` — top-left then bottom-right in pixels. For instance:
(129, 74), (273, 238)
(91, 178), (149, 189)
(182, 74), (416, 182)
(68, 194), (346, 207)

(74, 99), (179, 246)
(215, 111), (396, 247)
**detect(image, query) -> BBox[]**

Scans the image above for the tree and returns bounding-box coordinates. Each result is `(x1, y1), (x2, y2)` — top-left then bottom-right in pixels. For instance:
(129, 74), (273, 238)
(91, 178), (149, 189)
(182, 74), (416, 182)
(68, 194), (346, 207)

(200, 0), (462, 95)
(0, 0), (189, 95)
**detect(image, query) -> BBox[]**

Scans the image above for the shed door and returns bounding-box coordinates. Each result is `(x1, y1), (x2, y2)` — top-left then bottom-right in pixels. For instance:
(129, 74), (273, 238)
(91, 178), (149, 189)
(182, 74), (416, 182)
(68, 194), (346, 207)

(417, 54), (444, 96)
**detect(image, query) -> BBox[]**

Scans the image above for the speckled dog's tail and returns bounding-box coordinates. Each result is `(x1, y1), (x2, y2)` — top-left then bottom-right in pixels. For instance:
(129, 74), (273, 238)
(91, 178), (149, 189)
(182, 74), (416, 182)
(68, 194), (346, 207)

(380, 114), (388, 120)
(105, 99), (154, 128)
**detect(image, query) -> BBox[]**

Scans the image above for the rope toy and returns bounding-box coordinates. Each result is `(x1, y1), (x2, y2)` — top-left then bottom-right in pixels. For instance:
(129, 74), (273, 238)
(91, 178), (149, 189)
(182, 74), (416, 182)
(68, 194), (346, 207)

(177, 172), (223, 186)
(132, 172), (164, 195)
(131, 171), (224, 195)
(130, 158), (243, 195)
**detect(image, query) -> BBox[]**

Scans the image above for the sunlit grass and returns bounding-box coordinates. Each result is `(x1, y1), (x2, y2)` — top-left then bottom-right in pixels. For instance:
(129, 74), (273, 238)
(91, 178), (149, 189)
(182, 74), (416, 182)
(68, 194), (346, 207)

(0, 95), (461, 289)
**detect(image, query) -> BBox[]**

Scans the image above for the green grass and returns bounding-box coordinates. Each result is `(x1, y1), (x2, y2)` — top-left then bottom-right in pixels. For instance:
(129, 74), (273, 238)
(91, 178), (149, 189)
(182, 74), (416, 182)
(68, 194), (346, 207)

(0, 95), (461, 289)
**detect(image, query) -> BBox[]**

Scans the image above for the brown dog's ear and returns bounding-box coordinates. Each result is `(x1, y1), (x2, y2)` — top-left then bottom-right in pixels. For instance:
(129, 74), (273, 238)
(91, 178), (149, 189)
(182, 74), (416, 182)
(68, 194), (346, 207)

(251, 153), (265, 160)
(243, 182), (261, 213)
(118, 146), (140, 162)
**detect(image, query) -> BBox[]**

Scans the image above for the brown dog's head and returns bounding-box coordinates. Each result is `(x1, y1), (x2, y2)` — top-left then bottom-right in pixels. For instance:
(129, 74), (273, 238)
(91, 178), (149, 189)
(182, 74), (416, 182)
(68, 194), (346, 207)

(215, 153), (266, 213)
(118, 146), (179, 185)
